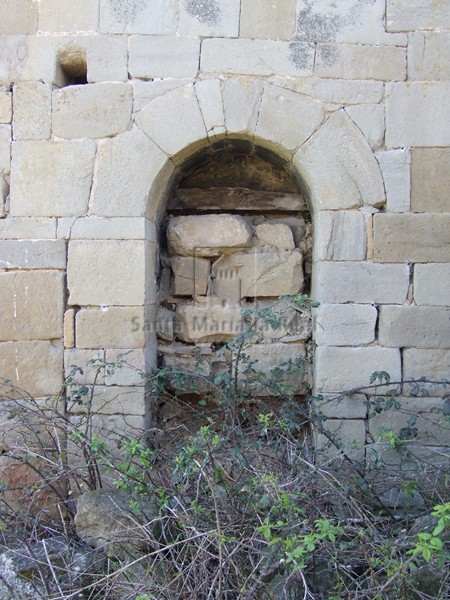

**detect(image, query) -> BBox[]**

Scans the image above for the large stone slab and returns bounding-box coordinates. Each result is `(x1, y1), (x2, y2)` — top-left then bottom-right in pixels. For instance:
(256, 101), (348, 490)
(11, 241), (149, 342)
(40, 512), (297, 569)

(387, 0), (450, 31)
(13, 81), (51, 140)
(105, 348), (154, 386)
(175, 302), (243, 344)
(0, 36), (28, 85)
(345, 104), (385, 151)
(0, 240), (66, 269)
(254, 223), (295, 250)
(52, 83), (132, 139)
(57, 217), (155, 241)
(411, 148), (450, 213)
(0, 0), (38, 34)
(171, 256), (210, 296)
(222, 77), (263, 135)
(313, 304), (377, 346)
(0, 271), (64, 341)
(99, 0), (176, 34)
(0, 218), (56, 240)
(376, 149), (410, 213)
(178, 0), (240, 37)
(379, 306), (450, 349)
(403, 349), (450, 397)
(373, 214), (450, 263)
(39, 0), (99, 32)
(167, 214), (252, 257)
(195, 79), (225, 139)
(315, 210), (366, 260)
(409, 32), (450, 81)
(240, 0), (296, 39)
(313, 262), (409, 304)
(414, 264), (450, 306)
(0, 92), (12, 123)
(276, 77), (384, 104)
(385, 83), (450, 147)
(129, 36), (200, 79)
(10, 140), (96, 217)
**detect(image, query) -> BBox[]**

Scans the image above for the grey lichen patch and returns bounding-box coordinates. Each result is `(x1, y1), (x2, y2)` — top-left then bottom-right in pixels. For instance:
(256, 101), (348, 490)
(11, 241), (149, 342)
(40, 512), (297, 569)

(318, 43), (338, 67)
(185, 0), (221, 26)
(107, 0), (146, 24)
(289, 42), (313, 70)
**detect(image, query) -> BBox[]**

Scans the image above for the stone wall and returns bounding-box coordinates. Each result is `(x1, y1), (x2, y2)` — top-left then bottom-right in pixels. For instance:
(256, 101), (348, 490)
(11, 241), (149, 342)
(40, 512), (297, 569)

(0, 0), (449, 452)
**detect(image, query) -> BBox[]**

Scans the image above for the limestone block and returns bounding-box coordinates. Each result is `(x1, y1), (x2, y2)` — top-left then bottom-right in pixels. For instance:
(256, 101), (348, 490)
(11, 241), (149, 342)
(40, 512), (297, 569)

(201, 39), (314, 77)
(76, 306), (155, 349)
(254, 223), (295, 250)
(100, 0), (176, 34)
(313, 262), (409, 304)
(10, 140), (96, 217)
(13, 81), (51, 140)
(379, 306), (450, 349)
(316, 394), (368, 420)
(160, 342), (212, 376)
(0, 0), (38, 34)
(240, 0), (296, 40)
(316, 44), (406, 81)
(64, 309), (75, 349)
(315, 419), (366, 462)
(194, 79), (225, 139)
(175, 302), (243, 343)
(415, 264), (450, 307)
(86, 35), (128, 82)
(0, 92), (12, 123)
(256, 85), (324, 152)
(0, 177), (9, 217)
(64, 349), (105, 385)
(0, 36), (28, 85)
(39, 0), (99, 32)
(0, 126), (11, 173)
(105, 349), (153, 386)
(293, 110), (385, 210)
(171, 257), (210, 296)
(376, 149), (410, 213)
(52, 83), (132, 139)
(178, 0), (240, 36)
(90, 130), (168, 218)
(313, 304), (377, 346)
(0, 240), (66, 269)
(403, 349), (450, 397)
(315, 211), (366, 261)
(276, 77), (384, 104)
(129, 36), (200, 79)
(345, 104), (385, 151)
(222, 78), (263, 136)
(167, 214), (252, 257)
(133, 79), (192, 112)
(0, 341), (62, 398)
(411, 148), (450, 213)
(212, 250), (303, 299)
(85, 387), (146, 416)
(0, 218), (55, 239)
(373, 214), (450, 263)
(387, 0), (450, 31)
(0, 271), (64, 341)
(136, 85), (206, 159)
(409, 32), (450, 81)
(57, 217), (155, 241)
(68, 240), (155, 306)
(315, 346), (401, 393)
(238, 343), (310, 396)
(156, 307), (175, 341)
(385, 83), (450, 147)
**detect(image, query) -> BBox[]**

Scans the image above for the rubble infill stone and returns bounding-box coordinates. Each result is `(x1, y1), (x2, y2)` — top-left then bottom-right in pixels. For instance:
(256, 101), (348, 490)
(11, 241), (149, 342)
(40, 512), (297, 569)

(175, 303), (244, 344)
(373, 214), (450, 263)
(167, 214), (253, 257)
(171, 256), (210, 296)
(255, 223), (295, 250)
(379, 306), (450, 349)
(52, 83), (132, 139)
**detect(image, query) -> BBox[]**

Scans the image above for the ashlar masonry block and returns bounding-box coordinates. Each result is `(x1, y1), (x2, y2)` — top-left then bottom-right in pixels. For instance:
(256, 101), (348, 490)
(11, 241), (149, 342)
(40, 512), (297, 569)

(194, 79), (225, 140)
(13, 81), (51, 140)
(10, 140), (96, 217)
(129, 36), (200, 80)
(100, 0), (176, 34)
(379, 306), (450, 349)
(345, 104), (385, 151)
(0, 240), (66, 269)
(403, 349), (450, 397)
(409, 32), (450, 81)
(0, 218), (56, 240)
(0, 92), (12, 124)
(414, 264), (450, 307)
(39, 0), (99, 32)
(105, 348), (154, 386)
(0, 0), (38, 35)
(222, 77), (263, 136)
(178, 0), (240, 37)
(376, 149), (410, 213)
(0, 126), (11, 174)
(411, 148), (450, 213)
(313, 304), (377, 346)
(315, 210), (367, 261)
(240, 0), (296, 40)
(387, 0), (450, 31)
(64, 349), (105, 385)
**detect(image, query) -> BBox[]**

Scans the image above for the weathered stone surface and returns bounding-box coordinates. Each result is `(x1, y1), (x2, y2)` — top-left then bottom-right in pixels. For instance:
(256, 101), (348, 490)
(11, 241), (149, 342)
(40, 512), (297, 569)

(315, 419), (366, 461)
(387, 0), (450, 31)
(276, 77), (384, 104)
(201, 39), (314, 77)
(346, 104), (385, 151)
(0, 271), (64, 341)
(0, 92), (12, 123)
(129, 36), (200, 79)
(156, 307), (175, 341)
(76, 306), (154, 349)
(414, 264), (450, 306)
(411, 148), (450, 213)
(255, 223), (295, 250)
(39, 0), (99, 32)
(100, 0), (176, 34)
(373, 214), (450, 263)
(240, 0), (296, 40)
(64, 349), (105, 385)
(105, 349), (152, 386)
(316, 44), (406, 81)
(194, 79), (225, 139)
(178, 0), (240, 37)
(379, 306), (450, 349)
(68, 240), (155, 306)
(385, 83), (450, 147)
(313, 262), (409, 304)
(315, 211), (366, 260)
(0, 240), (66, 269)
(57, 217), (156, 241)
(314, 304), (377, 346)
(0, 0), (38, 34)
(403, 349), (450, 397)
(315, 346), (401, 393)
(376, 149), (410, 213)
(64, 309), (75, 349)
(133, 79), (192, 112)
(0, 341), (62, 397)
(0, 36), (28, 85)
(256, 85), (324, 152)
(13, 81), (51, 140)
(10, 140), (96, 217)
(159, 342), (212, 376)
(409, 32), (450, 81)
(86, 35), (128, 82)
(245, 301), (312, 343)
(0, 176), (7, 218)
(90, 130), (168, 218)
(167, 214), (252, 257)
(0, 218), (55, 239)
(294, 110), (385, 210)
(316, 394), (368, 420)
(175, 302), (243, 343)
(136, 85), (205, 159)
(222, 77), (263, 135)
(171, 256), (210, 296)
(0, 126), (11, 173)
(212, 250), (303, 299)
(52, 83), (132, 139)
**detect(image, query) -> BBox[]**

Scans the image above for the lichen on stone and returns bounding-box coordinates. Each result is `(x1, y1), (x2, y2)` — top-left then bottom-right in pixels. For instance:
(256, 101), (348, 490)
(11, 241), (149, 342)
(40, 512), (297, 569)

(185, 0), (221, 26)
